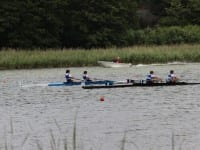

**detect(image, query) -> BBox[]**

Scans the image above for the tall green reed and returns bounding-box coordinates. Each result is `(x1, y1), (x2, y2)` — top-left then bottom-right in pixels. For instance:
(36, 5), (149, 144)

(1, 44), (200, 69)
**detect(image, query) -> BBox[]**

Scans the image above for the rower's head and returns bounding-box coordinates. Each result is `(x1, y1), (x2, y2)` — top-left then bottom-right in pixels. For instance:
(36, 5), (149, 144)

(150, 71), (154, 74)
(170, 70), (174, 74)
(83, 71), (87, 74)
(66, 69), (70, 73)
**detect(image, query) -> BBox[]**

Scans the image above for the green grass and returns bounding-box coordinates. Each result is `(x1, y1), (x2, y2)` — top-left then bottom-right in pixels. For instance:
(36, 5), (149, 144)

(1, 44), (200, 70)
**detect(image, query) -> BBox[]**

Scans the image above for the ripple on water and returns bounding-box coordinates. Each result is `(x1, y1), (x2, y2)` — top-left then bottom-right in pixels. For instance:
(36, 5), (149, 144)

(0, 64), (200, 150)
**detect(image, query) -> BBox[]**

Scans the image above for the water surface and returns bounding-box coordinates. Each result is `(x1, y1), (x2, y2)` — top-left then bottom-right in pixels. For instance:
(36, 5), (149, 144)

(0, 63), (200, 150)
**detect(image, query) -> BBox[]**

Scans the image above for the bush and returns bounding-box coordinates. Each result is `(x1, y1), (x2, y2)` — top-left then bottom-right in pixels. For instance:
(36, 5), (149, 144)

(127, 25), (200, 45)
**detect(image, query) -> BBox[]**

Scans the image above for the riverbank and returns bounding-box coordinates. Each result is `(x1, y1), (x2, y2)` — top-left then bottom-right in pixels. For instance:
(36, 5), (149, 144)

(1, 44), (200, 70)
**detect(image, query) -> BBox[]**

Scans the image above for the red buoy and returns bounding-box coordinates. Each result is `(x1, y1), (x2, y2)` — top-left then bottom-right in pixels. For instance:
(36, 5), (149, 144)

(100, 96), (105, 101)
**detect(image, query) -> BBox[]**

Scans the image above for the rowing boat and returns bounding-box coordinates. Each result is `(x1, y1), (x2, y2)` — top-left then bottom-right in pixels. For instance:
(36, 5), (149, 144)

(82, 82), (200, 89)
(48, 80), (114, 86)
(98, 61), (132, 68)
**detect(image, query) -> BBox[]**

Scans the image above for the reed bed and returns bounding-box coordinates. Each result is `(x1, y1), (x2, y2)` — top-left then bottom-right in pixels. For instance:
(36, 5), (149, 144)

(0, 44), (200, 69)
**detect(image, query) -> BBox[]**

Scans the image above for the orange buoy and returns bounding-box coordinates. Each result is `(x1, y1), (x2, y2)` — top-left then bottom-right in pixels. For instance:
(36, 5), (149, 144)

(100, 96), (105, 101)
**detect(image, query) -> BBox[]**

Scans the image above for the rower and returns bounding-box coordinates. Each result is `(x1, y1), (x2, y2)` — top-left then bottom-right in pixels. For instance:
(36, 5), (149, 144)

(113, 56), (121, 63)
(146, 70), (162, 83)
(166, 70), (180, 83)
(82, 71), (92, 81)
(65, 69), (79, 82)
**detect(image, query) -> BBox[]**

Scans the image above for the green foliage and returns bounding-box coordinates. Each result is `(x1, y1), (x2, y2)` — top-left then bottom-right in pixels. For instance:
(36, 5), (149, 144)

(0, 0), (200, 49)
(159, 0), (200, 26)
(63, 0), (138, 48)
(1, 44), (200, 69)
(127, 25), (200, 45)
(0, 0), (67, 49)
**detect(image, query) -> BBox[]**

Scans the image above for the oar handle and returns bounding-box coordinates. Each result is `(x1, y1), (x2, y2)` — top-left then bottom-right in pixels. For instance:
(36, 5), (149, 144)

(93, 78), (102, 80)
(73, 77), (82, 81)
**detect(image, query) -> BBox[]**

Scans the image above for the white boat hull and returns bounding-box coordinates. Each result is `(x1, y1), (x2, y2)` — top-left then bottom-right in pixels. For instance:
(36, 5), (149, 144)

(98, 61), (132, 68)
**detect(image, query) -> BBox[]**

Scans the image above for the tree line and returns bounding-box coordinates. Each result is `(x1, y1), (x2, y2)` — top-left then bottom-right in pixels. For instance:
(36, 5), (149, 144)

(0, 0), (200, 49)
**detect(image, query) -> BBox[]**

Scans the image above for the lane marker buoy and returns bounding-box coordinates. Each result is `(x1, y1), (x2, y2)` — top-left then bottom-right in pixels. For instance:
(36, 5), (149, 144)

(100, 96), (104, 101)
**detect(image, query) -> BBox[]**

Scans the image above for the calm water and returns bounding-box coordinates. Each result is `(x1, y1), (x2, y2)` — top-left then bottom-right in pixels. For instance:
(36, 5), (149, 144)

(0, 63), (200, 150)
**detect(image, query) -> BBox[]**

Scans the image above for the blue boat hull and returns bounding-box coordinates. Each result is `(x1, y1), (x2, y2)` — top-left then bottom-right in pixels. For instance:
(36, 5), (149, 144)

(48, 80), (114, 86)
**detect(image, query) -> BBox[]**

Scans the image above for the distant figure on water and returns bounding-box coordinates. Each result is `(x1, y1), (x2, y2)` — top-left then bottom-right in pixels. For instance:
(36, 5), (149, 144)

(166, 70), (180, 83)
(65, 69), (79, 82)
(82, 71), (92, 81)
(146, 70), (162, 83)
(113, 56), (121, 63)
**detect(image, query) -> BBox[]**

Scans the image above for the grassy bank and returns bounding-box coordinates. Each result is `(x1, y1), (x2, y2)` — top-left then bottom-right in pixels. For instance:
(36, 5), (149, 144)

(1, 44), (200, 69)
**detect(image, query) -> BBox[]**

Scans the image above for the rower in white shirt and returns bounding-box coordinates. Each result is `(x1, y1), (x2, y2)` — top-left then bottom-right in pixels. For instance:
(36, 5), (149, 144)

(166, 70), (180, 83)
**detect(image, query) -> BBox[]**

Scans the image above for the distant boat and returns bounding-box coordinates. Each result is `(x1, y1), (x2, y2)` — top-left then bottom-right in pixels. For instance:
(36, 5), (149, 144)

(98, 61), (132, 68)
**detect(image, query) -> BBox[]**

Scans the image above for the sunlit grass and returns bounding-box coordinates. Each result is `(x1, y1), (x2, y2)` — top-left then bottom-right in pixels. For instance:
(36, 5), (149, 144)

(1, 44), (200, 69)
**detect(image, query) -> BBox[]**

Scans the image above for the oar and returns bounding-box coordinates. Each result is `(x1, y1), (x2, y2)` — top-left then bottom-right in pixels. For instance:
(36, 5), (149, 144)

(92, 78), (113, 81)
(92, 78), (104, 80)
(111, 80), (127, 84)
(178, 78), (199, 81)
(71, 77), (82, 82)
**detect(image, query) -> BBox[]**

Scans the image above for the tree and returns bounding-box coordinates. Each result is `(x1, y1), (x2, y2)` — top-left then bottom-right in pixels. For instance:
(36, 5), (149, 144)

(0, 1), (20, 48)
(0, 0), (68, 49)
(187, 0), (200, 24)
(63, 0), (138, 48)
(159, 0), (200, 26)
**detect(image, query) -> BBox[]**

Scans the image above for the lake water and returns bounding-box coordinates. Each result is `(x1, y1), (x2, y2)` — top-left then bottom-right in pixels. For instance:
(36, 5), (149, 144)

(0, 63), (200, 150)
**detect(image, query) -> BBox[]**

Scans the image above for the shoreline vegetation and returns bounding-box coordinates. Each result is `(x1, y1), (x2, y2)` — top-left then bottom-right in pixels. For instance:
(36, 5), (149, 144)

(0, 44), (200, 70)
